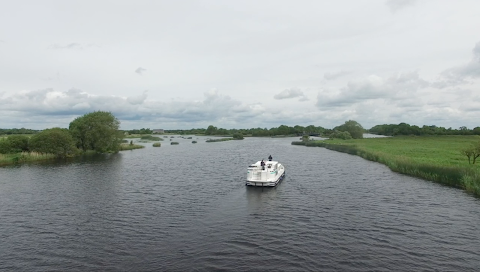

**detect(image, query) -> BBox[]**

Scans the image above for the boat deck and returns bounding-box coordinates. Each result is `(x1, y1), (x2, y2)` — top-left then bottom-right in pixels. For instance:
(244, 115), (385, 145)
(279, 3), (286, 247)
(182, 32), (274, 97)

(246, 160), (285, 186)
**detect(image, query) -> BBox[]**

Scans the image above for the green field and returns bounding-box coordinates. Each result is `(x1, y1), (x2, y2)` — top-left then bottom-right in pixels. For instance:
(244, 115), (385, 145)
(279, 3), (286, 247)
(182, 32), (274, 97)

(295, 136), (480, 196)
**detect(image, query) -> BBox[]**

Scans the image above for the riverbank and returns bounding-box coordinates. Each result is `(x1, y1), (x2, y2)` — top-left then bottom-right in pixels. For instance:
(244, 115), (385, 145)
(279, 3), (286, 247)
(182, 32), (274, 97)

(293, 136), (480, 196)
(0, 144), (145, 166)
(0, 152), (56, 166)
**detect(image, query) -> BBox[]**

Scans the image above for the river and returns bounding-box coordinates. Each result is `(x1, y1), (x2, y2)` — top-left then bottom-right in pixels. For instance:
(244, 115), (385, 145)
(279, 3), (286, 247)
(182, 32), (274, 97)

(1, 136), (479, 271)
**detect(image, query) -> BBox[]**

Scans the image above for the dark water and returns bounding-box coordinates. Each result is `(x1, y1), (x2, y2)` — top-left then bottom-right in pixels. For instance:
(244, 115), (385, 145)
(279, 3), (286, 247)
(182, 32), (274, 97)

(1, 137), (479, 271)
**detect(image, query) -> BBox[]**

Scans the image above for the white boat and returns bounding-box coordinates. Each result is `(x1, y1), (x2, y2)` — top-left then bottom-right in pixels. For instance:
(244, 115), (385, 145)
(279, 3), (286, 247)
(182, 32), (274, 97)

(246, 160), (285, 187)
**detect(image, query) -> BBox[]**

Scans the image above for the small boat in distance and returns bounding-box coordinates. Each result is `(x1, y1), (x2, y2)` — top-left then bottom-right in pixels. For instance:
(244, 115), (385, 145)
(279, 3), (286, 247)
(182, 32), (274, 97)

(246, 160), (285, 187)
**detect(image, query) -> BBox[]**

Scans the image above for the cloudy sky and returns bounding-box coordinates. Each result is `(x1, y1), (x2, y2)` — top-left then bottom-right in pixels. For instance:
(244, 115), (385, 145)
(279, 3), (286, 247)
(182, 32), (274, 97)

(1, 0), (479, 130)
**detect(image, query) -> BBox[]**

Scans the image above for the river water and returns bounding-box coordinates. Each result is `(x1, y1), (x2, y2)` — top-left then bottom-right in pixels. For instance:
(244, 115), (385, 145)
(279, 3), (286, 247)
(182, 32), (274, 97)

(1, 136), (479, 271)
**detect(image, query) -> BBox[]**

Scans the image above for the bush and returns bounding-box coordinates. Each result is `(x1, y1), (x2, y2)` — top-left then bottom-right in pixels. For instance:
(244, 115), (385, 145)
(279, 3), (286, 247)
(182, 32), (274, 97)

(153, 143), (161, 147)
(0, 135), (30, 153)
(233, 133), (244, 140)
(330, 130), (353, 140)
(29, 128), (78, 158)
(0, 139), (11, 154)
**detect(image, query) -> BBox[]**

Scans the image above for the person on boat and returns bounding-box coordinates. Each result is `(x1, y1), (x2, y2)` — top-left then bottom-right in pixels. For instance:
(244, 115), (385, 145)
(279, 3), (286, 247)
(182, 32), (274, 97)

(268, 155), (272, 161)
(261, 160), (265, 170)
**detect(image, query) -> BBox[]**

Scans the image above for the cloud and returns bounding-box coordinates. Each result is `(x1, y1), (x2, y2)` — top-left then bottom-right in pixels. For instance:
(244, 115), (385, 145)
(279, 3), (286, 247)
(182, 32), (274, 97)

(135, 67), (147, 75)
(433, 41), (480, 88)
(385, 0), (417, 13)
(0, 88), (267, 129)
(316, 71), (429, 108)
(324, 70), (352, 80)
(274, 88), (308, 101)
(127, 91), (148, 105)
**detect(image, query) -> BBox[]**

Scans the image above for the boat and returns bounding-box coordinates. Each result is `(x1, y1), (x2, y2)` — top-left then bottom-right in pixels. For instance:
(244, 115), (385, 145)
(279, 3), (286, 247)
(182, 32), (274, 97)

(246, 160), (285, 187)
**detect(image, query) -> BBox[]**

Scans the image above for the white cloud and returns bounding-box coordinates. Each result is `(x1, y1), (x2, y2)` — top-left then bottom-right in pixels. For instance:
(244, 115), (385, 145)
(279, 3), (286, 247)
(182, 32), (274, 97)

(0, 88), (268, 129)
(317, 71), (429, 108)
(127, 90), (148, 105)
(274, 88), (308, 101)
(433, 42), (480, 88)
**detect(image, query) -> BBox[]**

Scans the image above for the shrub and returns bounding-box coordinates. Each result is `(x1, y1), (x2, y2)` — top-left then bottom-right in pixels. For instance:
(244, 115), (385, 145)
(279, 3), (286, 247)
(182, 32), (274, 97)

(29, 128), (78, 158)
(233, 133), (244, 140)
(330, 130), (353, 140)
(153, 143), (161, 147)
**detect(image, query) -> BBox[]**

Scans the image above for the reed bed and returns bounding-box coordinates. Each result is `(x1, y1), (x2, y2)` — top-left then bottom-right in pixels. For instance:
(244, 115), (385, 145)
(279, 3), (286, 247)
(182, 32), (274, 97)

(293, 136), (480, 196)
(0, 152), (56, 165)
(119, 143), (145, 150)
(140, 135), (163, 141)
(206, 138), (234, 142)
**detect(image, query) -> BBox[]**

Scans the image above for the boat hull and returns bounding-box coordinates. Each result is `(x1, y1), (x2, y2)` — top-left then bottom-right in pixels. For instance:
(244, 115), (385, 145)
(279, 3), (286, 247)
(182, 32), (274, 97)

(246, 171), (285, 187)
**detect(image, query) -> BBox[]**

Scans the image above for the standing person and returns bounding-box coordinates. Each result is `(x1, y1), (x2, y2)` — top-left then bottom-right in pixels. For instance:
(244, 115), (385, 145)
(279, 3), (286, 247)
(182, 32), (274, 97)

(268, 155), (272, 161)
(261, 160), (265, 170)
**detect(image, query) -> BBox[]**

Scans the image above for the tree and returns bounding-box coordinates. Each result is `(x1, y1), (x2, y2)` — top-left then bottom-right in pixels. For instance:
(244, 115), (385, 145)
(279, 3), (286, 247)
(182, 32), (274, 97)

(0, 135), (30, 153)
(232, 133), (244, 140)
(69, 111), (122, 153)
(334, 120), (364, 139)
(472, 127), (480, 135)
(462, 142), (480, 164)
(205, 125), (218, 135)
(330, 130), (353, 140)
(29, 128), (77, 158)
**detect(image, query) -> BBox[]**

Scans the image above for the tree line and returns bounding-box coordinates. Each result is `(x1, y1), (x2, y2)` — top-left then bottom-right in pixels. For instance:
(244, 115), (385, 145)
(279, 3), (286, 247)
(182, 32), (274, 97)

(165, 121), (366, 139)
(369, 123), (480, 136)
(0, 128), (39, 135)
(165, 124), (327, 137)
(0, 111), (122, 158)
(163, 121), (480, 139)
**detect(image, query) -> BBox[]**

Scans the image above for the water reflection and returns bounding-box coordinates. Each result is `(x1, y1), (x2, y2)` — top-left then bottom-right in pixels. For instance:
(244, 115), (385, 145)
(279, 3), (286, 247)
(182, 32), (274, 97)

(245, 185), (281, 209)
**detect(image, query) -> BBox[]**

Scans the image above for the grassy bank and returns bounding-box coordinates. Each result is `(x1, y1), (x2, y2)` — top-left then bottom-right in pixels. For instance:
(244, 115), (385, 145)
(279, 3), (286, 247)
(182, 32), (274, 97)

(0, 152), (57, 166)
(206, 138), (234, 142)
(0, 144), (145, 166)
(293, 136), (480, 196)
(119, 143), (145, 151)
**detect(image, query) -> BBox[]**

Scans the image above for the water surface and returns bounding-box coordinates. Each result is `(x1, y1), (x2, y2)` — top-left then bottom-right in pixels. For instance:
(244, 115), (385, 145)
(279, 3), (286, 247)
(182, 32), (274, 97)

(1, 136), (479, 271)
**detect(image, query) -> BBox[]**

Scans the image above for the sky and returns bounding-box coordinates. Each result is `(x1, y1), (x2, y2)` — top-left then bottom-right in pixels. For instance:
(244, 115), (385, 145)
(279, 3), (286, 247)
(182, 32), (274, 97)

(1, 0), (480, 130)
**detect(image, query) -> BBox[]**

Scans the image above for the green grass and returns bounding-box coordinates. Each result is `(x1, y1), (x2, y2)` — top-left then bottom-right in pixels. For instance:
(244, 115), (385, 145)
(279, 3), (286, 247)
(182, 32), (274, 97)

(140, 135), (163, 141)
(119, 143), (145, 150)
(293, 136), (480, 196)
(206, 138), (234, 142)
(152, 143), (161, 147)
(0, 152), (56, 166)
